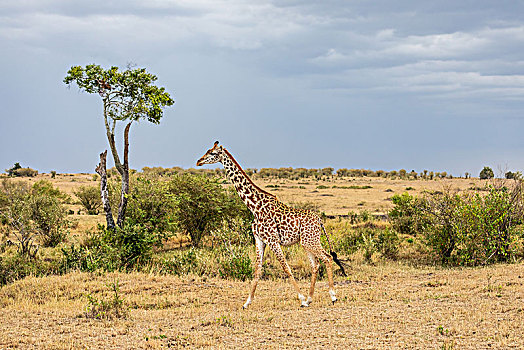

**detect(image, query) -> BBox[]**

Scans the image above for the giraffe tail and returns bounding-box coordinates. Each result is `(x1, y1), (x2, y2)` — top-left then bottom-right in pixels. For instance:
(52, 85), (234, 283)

(330, 251), (347, 277)
(321, 223), (347, 277)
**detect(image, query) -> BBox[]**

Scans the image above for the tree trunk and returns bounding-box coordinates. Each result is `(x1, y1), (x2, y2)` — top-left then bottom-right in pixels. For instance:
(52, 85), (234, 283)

(116, 122), (132, 227)
(95, 150), (116, 230)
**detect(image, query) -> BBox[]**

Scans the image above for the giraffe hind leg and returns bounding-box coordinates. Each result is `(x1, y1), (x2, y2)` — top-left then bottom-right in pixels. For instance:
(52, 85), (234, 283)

(306, 251), (319, 305)
(304, 242), (337, 304)
(318, 249), (337, 304)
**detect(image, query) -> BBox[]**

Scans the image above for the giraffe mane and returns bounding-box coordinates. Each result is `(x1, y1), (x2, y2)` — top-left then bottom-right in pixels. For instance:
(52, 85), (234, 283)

(222, 148), (277, 198)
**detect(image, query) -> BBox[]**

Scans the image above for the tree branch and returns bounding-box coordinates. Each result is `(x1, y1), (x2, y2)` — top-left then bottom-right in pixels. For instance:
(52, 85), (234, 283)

(116, 122), (132, 228)
(103, 99), (124, 175)
(116, 122), (133, 227)
(95, 150), (116, 230)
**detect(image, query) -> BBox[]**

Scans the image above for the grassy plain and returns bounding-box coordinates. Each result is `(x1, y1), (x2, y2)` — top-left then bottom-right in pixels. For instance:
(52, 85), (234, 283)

(1, 173), (523, 349)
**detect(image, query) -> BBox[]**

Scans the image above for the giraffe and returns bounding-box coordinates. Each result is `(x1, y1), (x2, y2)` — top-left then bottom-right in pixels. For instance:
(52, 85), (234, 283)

(197, 141), (346, 308)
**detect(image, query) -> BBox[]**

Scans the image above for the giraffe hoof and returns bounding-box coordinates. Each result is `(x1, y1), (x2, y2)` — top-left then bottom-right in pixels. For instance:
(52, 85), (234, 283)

(332, 298), (337, 305)
(300, 301), (309, 308)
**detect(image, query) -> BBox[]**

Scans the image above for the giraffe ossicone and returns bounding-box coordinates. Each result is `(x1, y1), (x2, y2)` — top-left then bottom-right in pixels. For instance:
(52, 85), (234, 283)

(197, 141), (346, 308)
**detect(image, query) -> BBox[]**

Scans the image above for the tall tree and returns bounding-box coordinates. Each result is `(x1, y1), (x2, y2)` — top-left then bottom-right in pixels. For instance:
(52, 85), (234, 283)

(64, 64), (174, 229)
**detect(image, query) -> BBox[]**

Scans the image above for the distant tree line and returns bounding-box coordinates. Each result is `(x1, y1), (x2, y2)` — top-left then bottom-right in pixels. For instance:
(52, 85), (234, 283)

(141, 166), (459, 180)
(4, 162), (521, 181)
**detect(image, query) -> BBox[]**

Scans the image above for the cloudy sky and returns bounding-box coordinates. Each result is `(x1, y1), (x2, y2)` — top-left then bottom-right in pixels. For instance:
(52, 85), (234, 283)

(1, 1), (524, 176)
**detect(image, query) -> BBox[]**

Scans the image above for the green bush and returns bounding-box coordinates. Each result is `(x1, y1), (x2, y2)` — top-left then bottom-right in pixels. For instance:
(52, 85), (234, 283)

(124, 176), (177, 243)
(159, 248), (200, 275)
(5, 163), (21, 177)
(505, 171), (522, 180)
(217, 245), (253, 281)
(0, 179), (69, 253)
(61, 223), (155, 271)
(480, 166), (494, 180)
(376, 228), (400, 259)
(449, 187), (523, 265)
(14, 167), (38, 177)
(4, 163), (38, 177)
(388, 192), (430, 236)
(169, 173), (252, 247)
(32, 180), (70, 202)
(388, 185), (524, 265)
(28, 193), (69, 247)
(74, 186), (102, 215)
(0, 253), (62, 286)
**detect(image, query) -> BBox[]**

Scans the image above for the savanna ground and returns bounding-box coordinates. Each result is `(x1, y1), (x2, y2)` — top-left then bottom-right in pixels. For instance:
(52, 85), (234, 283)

(1, 173), (523, 349)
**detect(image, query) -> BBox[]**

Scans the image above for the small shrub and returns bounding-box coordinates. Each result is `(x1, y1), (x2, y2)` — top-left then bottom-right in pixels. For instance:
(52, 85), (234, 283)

(74, 186), (102, 215)
(390, 184), (524, 265)
(169, 174), (252, 247)
(0, 252), (62, 286)
(335, 228), (363, 255)
(388, 192), (429, 236)
(0, 179), (69, 252)
(361, 230), (376, 262)
(32, 179), (70, 202)
(479, 166), (494, 180)
(5, 163), (21, 177)
(14, 167), (38, 177)
(505, 171), (522, 180)
(28, 193), (69, 247)
(376, 228), (400, 259)
(217, 245), (253, 281)
(84, 280), (128, 319)
(61, 223), (156, 271)
(159, 248), (200, 275)
(359, 210), (371, 222)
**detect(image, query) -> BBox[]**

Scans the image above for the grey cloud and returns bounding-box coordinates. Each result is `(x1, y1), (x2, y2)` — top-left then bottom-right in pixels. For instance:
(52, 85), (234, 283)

(2, 0), (524, 174)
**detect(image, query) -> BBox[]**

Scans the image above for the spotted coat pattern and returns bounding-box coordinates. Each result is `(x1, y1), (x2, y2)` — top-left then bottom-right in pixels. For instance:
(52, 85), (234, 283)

(197, 141), (339, 308)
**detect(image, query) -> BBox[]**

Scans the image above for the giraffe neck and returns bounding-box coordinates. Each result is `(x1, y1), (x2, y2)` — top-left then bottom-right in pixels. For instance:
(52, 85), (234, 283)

(221, 149), (275, 213)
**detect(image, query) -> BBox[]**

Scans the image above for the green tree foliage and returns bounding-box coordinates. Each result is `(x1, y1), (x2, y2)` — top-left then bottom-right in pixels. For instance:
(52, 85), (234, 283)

(64, 64), (174, 229)
(480, 166), (494, 180)
(64, 64), (174, 124)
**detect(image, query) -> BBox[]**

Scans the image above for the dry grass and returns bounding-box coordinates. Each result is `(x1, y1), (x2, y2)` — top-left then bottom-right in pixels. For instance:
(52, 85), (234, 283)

(0, 264), (522, 349)
(14, 172), (484, 217)
(258, 177), (484, 215)
(2, 173), (521, 349)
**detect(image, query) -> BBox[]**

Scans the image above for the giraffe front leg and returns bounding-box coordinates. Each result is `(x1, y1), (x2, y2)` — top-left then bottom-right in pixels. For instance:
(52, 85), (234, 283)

(269, 242), (308, 307)
(243, 235), (265, 309)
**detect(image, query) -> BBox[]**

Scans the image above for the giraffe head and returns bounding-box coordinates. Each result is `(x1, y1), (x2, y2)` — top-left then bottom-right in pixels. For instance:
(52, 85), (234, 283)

(196, 141), (223, 166)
